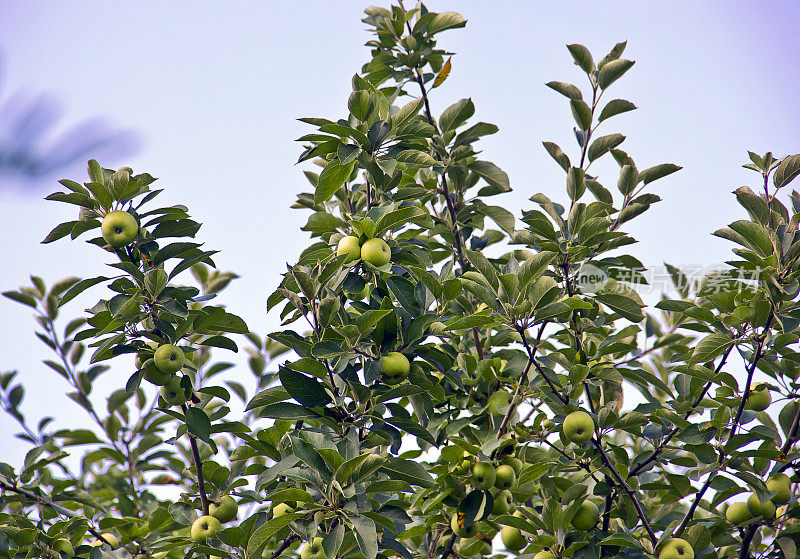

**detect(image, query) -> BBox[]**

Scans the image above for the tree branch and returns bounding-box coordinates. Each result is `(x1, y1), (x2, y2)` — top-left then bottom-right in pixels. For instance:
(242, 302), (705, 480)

(182, 404), (210, 516)
(590, 438), (657, 544)
(675, 312), (773, 537)
(628, 345), (734, 478)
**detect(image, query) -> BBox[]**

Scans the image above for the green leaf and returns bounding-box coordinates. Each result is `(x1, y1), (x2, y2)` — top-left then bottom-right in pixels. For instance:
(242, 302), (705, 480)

(185, 406), (212, 444)
(199, 335), (238, 352)
(566, 44), (594, 73)
(42, 221), (80, 244)
(315, 159), (356, 204)
(258, 402), (317, 420)
(278, 367), (332, 407)
(570, 99), (592, 131)
(380, 457), (435, 487)
(469, 161), (510, 193)
(588, 133), (626, 162)
(690, 333), (733, 364)
(246, 513), (301, 558)
(144, 269), (168, 296)
(439, 98), (475, 134)
(774, 154), (800, 188)
(476, 203), (515, 236)
(545, 81), (582, 101)
(637, 163), (682, 185)
(2, 291), (38, 309)
(396, 149), (438, 167)
(597, 59), (635, 89)
(351, 515), (378, 559)
(595, 293), (644, 322)
(426, 12), (467, 35)
(58, 277), (110, 307)
(598, 99), (637, 122)
(542, 142), (571, 172)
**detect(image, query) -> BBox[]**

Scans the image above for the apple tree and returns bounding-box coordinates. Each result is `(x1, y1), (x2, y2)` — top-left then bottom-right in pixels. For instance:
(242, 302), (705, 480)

(1, 3), (799, 559)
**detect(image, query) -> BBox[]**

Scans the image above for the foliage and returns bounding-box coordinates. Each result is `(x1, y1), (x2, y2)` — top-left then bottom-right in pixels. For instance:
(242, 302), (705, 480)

(1, 4), (799, 559)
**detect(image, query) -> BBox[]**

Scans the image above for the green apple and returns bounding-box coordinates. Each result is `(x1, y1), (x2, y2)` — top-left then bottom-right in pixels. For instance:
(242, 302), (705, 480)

(766, 473), (792, 504)
(725, 501), (751, 525)
(361, 238), (391, 267)
(272, 502), (294, 517)
(141, 358), (171, 385)
(501, 526), (526, 551)
(380, 352), (410, 385)
(451, 513), (478, 538)
(571, 500), (600, 530)
(746, 384), (771, 411)
(101, 211), (138, 247)
(502, 456), (523, 476)
(747, 493), (776, 518)
(471, 462), (496, 490)
(563, 411), (594, 444)
(494, 464), (516, 490)
(492, 489), (512, 515)
(154, 344), (185, 374)
(191, 515), (221, 543)
(91, 533), (119, 548)
(209, 495), (238, 523)
(487, 390), (511, 414)
(348, 283), (370, 300)
(337, 235), (362, 262)
(532, 552), (555, 559)
(52, 538), (74, 556)
(300, 537), (327, 559)
(160, 376), (188, 406)
(658, 538), (694, 559)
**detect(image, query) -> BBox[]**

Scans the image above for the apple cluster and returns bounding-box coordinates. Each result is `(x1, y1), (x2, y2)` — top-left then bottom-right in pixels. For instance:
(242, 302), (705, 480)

(134, 342), (190, 406)
(337, 234), (392, 268)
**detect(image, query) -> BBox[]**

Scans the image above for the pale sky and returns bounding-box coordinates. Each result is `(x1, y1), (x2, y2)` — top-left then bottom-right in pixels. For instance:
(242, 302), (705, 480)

(1, 1), (799, 465)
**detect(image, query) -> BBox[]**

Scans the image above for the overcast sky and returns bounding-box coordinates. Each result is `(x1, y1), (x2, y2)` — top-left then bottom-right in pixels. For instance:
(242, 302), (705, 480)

(1, 1), (799, 465)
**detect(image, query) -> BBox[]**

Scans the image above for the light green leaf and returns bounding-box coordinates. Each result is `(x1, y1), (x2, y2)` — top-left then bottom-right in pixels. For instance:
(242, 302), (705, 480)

(315, 159), (356, 204)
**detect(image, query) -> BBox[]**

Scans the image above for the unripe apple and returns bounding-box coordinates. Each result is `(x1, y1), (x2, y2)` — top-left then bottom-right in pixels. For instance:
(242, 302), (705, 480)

(470, 462), (496, 490)
(725, 501), (751, 525)
(380, 352), (410, 385)
(300, 537), (327, 559)
(563, 411), (594, 444)
(141, 358), (171, 386)
(658, 538), (694, 559)
(746, 384), (771, 411)
(210, 495), (238, 523)
(532, 552), (554, 559)
(52, 538), (74, 556)
(272, 502), (294, 517)
(766, 473), (792, 504)
(502, 456), (523, 476)
(90, 533), (119, 548)
(160, 376), (188, 406)
(571, 500), (600, 530)
(154, 344), (185, 374)
(501, 526), (526, 551)
(337, 235), (362, 262)
(494, 464), (516, 491)
(746, 493), (776, 518)
(191, 515), (221, 543)
(492, 490), (512, 515)
(361, 238), (391, 267)
(101, 211), (138, 247)
(450, 513), (478, 538)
